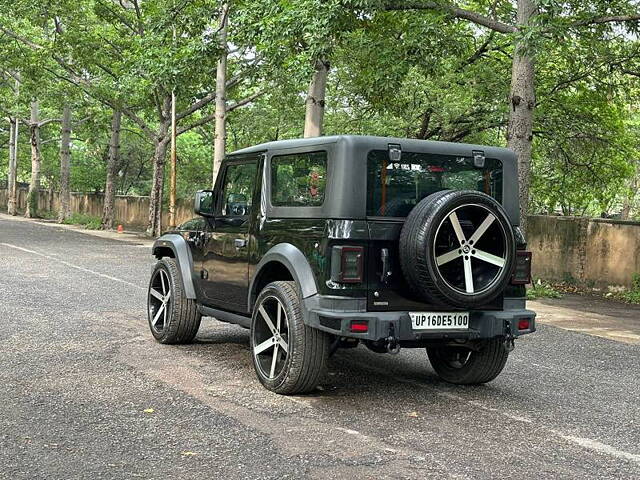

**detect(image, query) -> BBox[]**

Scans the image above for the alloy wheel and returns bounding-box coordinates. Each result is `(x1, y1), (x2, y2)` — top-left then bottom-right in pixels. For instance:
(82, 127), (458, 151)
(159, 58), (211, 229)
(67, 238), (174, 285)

(252, 296), (290, 380)
(149, 268), (172, 333)
(433, 203), (508, 295)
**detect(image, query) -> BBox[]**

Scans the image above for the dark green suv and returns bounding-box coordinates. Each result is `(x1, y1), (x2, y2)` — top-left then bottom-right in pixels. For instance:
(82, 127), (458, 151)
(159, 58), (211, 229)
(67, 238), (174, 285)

(148, 135), (535, 394)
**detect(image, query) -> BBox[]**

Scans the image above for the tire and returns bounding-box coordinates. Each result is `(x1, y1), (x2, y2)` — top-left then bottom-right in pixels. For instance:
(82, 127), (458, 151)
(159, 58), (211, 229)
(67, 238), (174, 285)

(399, 190), (515, 308)
(250, 281), (330, 394)
(147, 258), (201, 344)
(426, 339), (509, 385)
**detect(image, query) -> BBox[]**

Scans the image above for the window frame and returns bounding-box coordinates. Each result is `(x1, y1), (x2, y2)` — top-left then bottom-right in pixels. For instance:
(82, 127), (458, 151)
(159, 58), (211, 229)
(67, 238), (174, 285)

(265, 146), (334, 219)
(270, 150), (328, 208)
(215, 158), (260, 218)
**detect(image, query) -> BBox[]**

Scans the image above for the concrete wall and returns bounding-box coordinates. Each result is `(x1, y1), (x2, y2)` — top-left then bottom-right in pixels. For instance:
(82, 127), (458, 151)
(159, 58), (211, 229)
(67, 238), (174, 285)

(2, 189), (638, 288)
(528, 215), (640, 289)
(0, 188), (195, 231)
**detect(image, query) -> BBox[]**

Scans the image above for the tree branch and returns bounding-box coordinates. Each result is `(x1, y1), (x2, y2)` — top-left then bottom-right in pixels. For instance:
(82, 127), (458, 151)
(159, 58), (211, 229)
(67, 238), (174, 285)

(383, 1), (517, 34)
(226, 90), (264, 112)
(176, 91), (216, 121)
(0, 25), (45, 49)
(38, 118), (62, 128)
(177, 113), (217, 136)
(622, 68), (640, 78)
(573, 14), (640, 27)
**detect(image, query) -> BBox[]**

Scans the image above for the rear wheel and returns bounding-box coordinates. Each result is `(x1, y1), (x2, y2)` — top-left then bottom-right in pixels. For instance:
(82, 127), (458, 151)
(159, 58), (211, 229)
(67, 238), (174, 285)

(251, 281), (330, 394)
(426, 339), (508, 385)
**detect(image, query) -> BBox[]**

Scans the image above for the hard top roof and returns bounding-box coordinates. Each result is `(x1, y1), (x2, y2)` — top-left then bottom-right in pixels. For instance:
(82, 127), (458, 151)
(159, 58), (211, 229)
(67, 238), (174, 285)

(227, 135), (516, 164)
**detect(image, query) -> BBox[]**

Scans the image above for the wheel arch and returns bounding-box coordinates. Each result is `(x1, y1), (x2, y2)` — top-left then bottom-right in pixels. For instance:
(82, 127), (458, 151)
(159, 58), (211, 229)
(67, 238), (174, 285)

(152, 234), (197, 299)
(249, 243), (318, 310)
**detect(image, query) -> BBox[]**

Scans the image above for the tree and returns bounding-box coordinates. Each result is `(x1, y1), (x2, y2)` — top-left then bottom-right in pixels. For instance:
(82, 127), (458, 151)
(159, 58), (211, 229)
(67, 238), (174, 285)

(57, 104), (72, 222)
(376, 0), (640, 231)
(101, 110), (121, 229)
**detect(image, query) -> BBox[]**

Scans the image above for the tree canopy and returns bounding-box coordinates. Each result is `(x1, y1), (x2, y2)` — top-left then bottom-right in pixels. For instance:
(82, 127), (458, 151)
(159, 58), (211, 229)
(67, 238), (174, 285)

(1, 0), (639, 231)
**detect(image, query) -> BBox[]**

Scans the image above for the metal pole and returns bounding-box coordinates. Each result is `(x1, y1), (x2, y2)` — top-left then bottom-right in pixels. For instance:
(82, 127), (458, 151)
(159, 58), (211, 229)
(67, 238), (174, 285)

(169, 90), (177, 229)
(168, 21), (177, 229)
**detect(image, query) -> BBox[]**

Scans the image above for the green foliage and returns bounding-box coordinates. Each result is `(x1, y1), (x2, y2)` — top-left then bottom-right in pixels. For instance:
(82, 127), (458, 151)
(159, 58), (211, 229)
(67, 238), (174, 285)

(527, 280), (563, 300)
(62, 212), (102, 230)
(0, 0), (639, 222)
(614, 273), (640, 304)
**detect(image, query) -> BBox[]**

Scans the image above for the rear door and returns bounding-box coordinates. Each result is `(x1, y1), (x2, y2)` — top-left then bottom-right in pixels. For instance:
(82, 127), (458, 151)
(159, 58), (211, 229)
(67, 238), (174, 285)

(365, 149), (503, 311)
(200, 159), (260, 312)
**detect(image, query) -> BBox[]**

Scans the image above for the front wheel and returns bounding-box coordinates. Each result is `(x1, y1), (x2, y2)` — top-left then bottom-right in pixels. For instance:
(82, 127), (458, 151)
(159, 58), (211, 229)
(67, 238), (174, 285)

(426, 339), (508, 385)
(147, 258), (201, 344)
(250, 281), (329, 394)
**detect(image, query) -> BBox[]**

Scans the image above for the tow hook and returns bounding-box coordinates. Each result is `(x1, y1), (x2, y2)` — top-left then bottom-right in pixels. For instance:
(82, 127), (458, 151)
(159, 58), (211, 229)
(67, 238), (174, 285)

(386, 323), (401, 354)
(504, 320), (515, 352)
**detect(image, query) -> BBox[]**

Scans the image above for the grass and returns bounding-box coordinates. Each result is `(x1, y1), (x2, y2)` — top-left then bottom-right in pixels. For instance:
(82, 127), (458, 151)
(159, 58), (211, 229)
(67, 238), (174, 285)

(527, 279), (563, 300)
(62, 213), (102, 230)
(614, 273), (640, 304)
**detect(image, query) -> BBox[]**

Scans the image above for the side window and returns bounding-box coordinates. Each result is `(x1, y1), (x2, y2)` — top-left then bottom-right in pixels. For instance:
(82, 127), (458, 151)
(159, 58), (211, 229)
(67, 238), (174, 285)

(178, 217), (206, 231)
(219, 162), (258, 217)
(271, 151), (327, 207)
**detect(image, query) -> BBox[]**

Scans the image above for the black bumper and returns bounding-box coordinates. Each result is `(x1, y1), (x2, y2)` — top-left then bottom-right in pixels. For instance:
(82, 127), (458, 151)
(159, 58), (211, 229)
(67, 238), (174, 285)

(303, 295), (536, 342)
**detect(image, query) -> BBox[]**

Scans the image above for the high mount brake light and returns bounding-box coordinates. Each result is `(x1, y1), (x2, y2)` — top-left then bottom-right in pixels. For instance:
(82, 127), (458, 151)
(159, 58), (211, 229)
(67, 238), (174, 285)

(511, 251), (532, 285)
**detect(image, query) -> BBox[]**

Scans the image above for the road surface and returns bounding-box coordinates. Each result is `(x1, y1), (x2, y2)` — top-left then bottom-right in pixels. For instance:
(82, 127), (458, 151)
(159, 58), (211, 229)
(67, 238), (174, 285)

(1, 214), (639, 479)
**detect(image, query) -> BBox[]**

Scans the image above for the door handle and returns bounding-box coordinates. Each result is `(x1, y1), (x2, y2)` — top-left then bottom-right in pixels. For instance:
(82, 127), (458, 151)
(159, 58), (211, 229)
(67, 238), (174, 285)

(234, 238), (247, 249)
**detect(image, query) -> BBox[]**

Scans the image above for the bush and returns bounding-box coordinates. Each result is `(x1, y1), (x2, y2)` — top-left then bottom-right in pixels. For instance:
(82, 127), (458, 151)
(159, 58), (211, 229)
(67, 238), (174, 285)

(62, 213), (102, 230)
(527, 279), (563, 300)
(615, 273), (640, 304)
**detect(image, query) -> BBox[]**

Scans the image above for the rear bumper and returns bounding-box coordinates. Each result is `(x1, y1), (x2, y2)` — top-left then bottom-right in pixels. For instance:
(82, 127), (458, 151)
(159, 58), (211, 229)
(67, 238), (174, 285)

(303, 295), (536, 343)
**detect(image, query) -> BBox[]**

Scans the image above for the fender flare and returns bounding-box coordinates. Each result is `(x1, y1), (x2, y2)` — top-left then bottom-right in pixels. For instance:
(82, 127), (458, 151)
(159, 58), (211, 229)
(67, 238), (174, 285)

(152, 233), (197, 299)
(249, 243), (318, 307)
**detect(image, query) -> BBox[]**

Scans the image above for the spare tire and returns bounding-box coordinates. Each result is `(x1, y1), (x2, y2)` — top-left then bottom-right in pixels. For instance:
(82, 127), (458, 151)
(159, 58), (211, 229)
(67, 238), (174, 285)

(399, 190), (515, 308)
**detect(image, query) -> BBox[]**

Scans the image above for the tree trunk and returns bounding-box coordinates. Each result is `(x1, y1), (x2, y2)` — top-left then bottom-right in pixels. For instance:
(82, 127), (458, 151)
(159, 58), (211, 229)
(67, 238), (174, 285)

(25, 100), (41, 218)
(7, 118), (18, 215)
(506, 0), (537, 234)
(147, 124), (170, 237)
(212, 2), (230, 187)
(303, 59), (330, 138)
(57, 105), (72, 222)
(101, 110), (122, 230)
(620, 164), (639, 220)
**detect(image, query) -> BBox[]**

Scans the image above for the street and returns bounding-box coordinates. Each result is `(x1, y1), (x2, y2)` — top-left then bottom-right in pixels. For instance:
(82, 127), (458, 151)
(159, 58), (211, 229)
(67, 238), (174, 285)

(1, 214), (639, 479)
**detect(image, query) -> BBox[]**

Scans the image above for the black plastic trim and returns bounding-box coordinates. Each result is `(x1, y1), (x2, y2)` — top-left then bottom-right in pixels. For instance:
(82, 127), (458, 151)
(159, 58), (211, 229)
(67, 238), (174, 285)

(152, 233), (197, 299)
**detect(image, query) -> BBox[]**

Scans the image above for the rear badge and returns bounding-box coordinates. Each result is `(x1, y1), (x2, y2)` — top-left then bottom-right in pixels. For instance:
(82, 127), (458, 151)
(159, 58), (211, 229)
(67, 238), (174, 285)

(373, 301), (389, 306)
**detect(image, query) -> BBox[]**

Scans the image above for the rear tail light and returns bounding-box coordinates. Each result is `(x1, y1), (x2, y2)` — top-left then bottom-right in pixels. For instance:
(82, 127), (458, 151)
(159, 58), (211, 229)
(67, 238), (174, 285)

(518, 318), (530, 330)
(333, 246), (364, 283)
(511, 251), (532, 285)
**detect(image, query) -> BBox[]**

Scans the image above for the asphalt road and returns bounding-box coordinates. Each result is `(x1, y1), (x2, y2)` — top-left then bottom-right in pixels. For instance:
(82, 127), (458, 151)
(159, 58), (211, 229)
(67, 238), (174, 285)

(1, 215), (639, 479)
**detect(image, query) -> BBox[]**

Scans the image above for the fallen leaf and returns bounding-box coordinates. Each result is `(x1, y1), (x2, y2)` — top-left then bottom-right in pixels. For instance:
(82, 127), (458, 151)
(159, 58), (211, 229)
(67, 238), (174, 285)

(181, 451), (197, 456)
(143, 408), (154, 414)
(407, 411), (419, 418)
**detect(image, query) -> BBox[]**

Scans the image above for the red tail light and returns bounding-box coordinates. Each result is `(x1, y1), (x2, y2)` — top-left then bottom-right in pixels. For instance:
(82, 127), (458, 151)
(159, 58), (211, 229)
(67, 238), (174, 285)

(518, 319), (530, 330)
(511, 251), (532, 285)
(350, 320), (368, 332)
(339, 246), (364, 283)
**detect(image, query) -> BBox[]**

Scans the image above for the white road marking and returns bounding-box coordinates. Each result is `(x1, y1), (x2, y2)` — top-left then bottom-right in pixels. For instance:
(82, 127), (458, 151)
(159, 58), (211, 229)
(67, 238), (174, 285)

(552, 431), (640, 465)
(0, 243), (145, 291)
(366, 365), (640, 465)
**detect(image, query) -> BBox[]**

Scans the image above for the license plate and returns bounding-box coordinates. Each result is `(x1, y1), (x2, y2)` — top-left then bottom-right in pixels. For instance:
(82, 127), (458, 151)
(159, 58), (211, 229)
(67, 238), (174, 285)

(410, 312), (469, 330)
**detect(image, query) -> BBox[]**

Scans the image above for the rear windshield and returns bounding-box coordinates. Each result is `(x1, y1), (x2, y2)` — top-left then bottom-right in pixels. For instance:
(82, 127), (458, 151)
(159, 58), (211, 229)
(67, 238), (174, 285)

(367, 150), (502, 217)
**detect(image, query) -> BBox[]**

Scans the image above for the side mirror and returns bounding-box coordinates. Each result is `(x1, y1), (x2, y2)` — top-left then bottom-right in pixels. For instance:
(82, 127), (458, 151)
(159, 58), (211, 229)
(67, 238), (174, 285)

(194, 190), (215, 217)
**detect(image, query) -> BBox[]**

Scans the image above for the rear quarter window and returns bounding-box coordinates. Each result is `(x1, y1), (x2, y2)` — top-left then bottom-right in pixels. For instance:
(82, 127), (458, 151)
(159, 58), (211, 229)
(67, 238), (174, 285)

(271, 151), (327, 207)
